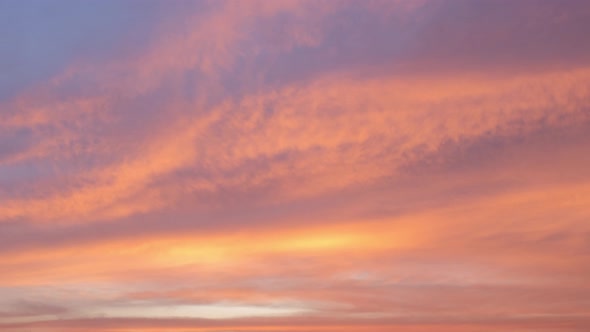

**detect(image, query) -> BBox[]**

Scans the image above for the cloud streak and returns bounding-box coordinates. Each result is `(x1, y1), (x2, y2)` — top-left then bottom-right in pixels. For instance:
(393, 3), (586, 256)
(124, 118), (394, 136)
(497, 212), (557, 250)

(1, 0), (590, 331)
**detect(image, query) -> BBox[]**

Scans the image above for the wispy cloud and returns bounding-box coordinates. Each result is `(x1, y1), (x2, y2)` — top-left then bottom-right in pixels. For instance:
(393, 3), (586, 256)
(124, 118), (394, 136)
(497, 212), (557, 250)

(1, 1), (589, 331)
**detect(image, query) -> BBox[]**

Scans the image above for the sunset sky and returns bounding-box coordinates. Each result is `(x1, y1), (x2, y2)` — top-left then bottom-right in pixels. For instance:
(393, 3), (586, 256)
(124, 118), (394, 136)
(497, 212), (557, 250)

(1, 0), (590, 331)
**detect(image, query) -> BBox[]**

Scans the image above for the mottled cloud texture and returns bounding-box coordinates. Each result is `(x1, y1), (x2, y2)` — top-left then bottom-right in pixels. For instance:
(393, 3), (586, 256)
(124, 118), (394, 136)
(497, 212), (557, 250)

(1, 0), (590, 331)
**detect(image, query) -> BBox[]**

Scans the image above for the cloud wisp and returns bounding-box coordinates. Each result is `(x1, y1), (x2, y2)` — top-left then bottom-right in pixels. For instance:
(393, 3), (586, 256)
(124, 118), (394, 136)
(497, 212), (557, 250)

(1, 1), (590, 331)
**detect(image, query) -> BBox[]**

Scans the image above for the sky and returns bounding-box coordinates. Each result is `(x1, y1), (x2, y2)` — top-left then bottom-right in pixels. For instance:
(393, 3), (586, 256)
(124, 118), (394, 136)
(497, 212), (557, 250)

(1, 0), (590, 331)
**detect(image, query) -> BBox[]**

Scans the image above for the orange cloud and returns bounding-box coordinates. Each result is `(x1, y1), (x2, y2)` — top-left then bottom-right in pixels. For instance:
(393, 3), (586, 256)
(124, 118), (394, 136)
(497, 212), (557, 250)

(2, 66), (589, 223)
(2, 1), (590, 331)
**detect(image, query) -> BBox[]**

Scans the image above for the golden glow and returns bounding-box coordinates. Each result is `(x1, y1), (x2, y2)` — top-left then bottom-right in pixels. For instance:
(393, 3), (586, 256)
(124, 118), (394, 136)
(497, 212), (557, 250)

(2, 1), (590, 331)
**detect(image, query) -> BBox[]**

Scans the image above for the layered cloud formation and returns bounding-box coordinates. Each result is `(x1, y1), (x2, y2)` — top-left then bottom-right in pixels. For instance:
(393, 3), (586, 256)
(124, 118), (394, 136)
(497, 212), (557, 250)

(1, 1), (590, 331)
